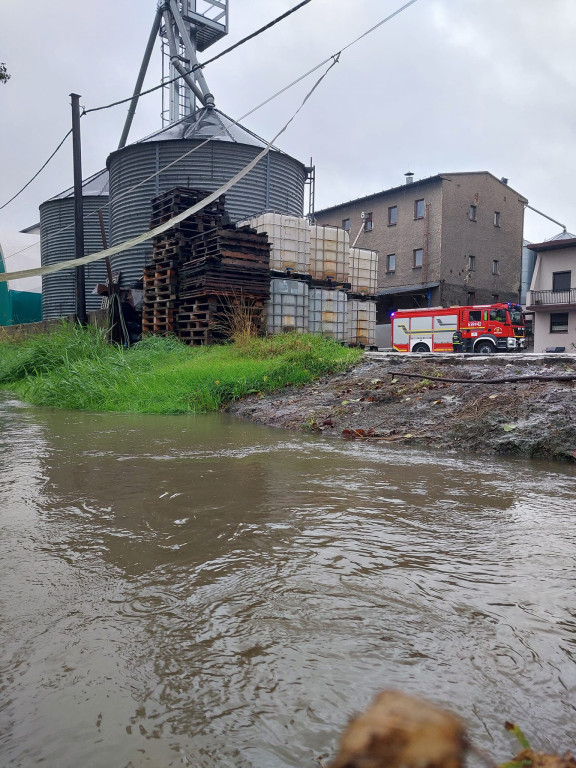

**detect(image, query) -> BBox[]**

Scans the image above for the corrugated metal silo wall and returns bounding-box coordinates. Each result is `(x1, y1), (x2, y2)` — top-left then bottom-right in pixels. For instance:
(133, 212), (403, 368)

(40, 197), (110, 320)
(107, 141), (306, 286)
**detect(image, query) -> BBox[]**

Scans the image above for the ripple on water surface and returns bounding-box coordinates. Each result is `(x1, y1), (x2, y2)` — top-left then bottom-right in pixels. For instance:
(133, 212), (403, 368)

(1, 399), (575, 768)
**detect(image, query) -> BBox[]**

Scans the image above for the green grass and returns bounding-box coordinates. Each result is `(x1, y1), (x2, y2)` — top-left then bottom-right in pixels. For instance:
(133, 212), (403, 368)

(0, 324), (362, 414)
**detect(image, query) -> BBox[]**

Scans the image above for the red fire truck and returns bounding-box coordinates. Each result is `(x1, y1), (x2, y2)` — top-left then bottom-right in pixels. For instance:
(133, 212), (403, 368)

(391, 303), (526, 353)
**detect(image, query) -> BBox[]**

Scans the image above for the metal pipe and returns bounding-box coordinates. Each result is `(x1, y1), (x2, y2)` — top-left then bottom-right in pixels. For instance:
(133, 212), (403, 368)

(525, 204), (567, 232)
(168, 0), (214, 105)
(163, 9), (206, 107)
(118, 8), (162, 149)
(70, 93), (87, 326)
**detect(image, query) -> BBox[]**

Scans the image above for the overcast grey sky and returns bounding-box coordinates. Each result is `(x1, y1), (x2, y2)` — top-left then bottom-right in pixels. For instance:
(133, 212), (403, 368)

(1, 0), (575, 249)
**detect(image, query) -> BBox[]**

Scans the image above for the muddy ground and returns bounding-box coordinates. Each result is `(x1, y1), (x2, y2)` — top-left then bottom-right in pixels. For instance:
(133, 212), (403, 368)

(229, 353), (576, 462)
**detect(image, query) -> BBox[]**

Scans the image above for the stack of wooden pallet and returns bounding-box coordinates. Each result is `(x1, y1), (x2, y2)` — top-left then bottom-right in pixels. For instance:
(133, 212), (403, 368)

(142, 188), (225, 336)
(177, 226), (270, 345)
(141, 187), (270, 344)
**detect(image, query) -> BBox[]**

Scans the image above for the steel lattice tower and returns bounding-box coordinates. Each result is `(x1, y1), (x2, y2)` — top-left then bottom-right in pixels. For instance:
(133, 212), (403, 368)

(118, 0), (229, 149)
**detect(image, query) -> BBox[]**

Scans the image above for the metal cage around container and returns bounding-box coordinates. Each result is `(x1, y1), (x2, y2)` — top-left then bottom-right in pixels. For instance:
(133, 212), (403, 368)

(107, 108), (307, 287)
(266, 278), (309, 334)
(346, 299), (377, 346)
(40, 169), (110, 320)
(309, 288), (347, 340)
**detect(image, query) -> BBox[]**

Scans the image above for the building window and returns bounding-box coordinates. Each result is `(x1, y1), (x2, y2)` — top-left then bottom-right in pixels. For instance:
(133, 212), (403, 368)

(550, 313), (569, 333)
(468, 255), (476, 271)
(386, 253), (396, 273)
(388, 206), (398, 226)
(553, 271), (571, 292)
(467, 291), (476, 304)
(414, 199), (425, 219)
(342, 218), (350, 232)
(469, 204), (477, 221)
(494, 211), (501, 227)
(364, 212), (373, 232)
(492, 293), (500, 302)
(413, 248), (423, 268)
(492, 259), (499, 275)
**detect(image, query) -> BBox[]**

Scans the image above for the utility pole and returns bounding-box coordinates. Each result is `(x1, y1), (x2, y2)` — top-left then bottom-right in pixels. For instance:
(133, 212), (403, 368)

(71, 92), (87, 325)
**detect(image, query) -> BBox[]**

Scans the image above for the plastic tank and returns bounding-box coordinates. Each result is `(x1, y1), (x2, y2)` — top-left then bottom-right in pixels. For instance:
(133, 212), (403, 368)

(308, 288), (347, 340)
(346, 299), (376, 346)
(309, 225), (349, 283)
(107, 108), (307, 287)
(349, 247), (378, 295)
(239, 213), (310, 273)
(40, 169), (109, 320)
(266, 278), (309, 334)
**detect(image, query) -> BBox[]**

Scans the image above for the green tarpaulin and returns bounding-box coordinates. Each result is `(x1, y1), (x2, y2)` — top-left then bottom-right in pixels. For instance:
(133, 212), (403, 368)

(1, 251), (42, 326)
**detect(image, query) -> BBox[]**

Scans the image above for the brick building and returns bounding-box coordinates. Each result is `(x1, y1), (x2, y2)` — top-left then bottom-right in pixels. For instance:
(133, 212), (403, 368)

(315, 172), (527, 326)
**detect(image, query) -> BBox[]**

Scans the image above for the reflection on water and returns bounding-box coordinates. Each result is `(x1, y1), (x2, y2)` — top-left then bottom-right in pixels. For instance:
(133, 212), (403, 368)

(1, 394), (575, 768)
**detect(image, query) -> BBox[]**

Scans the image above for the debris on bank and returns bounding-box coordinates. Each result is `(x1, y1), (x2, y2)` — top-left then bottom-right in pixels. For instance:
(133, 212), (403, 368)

(229, 354), (576, 462)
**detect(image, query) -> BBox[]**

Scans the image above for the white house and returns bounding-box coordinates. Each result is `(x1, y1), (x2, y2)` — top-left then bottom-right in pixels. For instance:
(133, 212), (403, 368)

(526, 231), (576, 352)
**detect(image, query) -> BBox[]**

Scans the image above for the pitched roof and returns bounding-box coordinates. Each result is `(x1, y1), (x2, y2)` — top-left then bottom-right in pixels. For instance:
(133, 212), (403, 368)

(528, 229), (576, 251)
(316, 172), (527, 215)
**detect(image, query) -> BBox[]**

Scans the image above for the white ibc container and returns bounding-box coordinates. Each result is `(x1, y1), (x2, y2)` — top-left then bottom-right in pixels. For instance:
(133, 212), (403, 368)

(346, 299), (377, 346)
(309, 225), (349, 283)
(239, 212), (310, 273)
(266, 278), (309, 334)
(349, 247), (378, 295)
(309, 288), (347, 340)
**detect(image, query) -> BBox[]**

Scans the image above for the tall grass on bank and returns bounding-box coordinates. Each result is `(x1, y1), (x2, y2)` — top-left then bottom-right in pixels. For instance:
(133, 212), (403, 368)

(0, 324), (362, 414)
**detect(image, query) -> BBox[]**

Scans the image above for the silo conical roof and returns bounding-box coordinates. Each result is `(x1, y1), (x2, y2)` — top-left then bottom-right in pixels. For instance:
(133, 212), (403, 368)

(134, 107), (274, 150)
(49, 167), (109, 200)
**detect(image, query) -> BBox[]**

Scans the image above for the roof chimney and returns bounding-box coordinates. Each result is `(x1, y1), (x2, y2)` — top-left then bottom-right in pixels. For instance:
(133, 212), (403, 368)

(405, 171), (414, 184)
(500, 177), (509, 185)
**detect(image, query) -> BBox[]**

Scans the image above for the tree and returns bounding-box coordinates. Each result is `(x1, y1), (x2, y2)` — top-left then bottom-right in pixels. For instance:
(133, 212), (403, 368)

(0, 63), (10, 84)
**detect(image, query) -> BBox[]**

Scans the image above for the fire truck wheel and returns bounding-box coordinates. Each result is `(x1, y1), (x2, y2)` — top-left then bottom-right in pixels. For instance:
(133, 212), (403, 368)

(474, 340), (496, 354)
(412, 343), (430, 353)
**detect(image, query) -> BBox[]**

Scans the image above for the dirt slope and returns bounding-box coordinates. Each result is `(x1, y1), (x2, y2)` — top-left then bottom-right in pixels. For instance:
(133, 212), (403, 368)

(229, 354), (576, 462)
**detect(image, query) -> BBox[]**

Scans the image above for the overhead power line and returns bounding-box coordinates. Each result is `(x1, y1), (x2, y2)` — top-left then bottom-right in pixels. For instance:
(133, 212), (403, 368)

(1, 56), (340, 284)
(0, 1), (316, 212)
(84, 0), (315, 116)
(0, 129), (73, 211)
(2, 0), (421, 265)
(199, 0), (314, 70)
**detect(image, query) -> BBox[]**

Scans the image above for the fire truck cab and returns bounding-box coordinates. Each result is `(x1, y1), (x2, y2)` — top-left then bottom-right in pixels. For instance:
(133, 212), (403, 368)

(392, 303), (526, 354)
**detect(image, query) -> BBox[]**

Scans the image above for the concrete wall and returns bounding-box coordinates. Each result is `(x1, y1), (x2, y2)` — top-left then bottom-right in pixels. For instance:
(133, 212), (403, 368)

(530, 246), (576, 291)
(439, 173), (525, 306)
(533, 310), (576, 352)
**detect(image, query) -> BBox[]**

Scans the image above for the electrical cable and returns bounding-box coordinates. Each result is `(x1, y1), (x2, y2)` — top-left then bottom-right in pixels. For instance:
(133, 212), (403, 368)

(0, 129), (73, 212)
(198, 0), (313, 70)
(2, 0), (420, 266)
(1, 56), (340, 284)
(0, 0), (317, 213)
(83, 0), (315, 116)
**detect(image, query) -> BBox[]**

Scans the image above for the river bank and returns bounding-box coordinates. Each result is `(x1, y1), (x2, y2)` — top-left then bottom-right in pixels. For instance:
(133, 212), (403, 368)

(230, 352), (576, 462)
(0, 325), (361, 413)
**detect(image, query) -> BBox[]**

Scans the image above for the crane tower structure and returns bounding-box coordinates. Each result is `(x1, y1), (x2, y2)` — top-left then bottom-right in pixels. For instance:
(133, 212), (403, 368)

(160, 0), (229, 124)
(118, 0), (229, 148)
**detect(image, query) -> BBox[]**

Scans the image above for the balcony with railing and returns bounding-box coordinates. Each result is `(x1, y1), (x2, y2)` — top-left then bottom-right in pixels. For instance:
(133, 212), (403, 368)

(527, 288), (576, 309)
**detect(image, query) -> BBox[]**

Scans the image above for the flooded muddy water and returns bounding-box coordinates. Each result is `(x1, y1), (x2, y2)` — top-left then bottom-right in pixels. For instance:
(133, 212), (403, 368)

(1, 393), (575, 768)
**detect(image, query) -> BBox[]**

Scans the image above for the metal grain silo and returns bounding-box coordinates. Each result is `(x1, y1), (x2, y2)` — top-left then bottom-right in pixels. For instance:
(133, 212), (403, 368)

(107, 107), (307, 287)
(40, 169), (109, 320)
